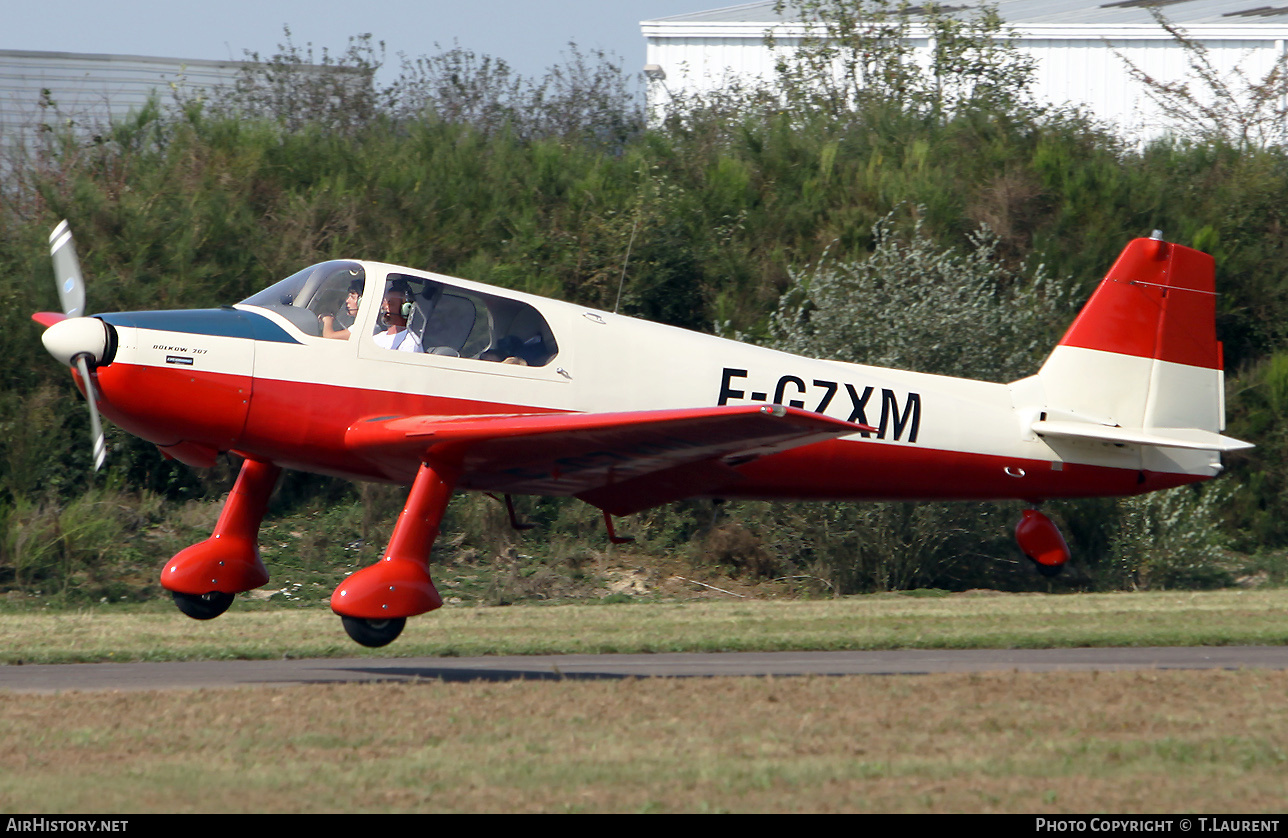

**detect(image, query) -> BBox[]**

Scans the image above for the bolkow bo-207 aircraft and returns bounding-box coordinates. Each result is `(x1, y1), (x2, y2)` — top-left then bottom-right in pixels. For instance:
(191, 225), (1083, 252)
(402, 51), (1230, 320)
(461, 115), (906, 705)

(34, 222), (1251, 647)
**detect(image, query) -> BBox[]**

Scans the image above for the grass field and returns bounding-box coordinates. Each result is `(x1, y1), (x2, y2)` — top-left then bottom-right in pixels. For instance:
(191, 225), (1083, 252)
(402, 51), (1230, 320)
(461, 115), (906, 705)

(1, 588), (1286, 664)
(1, 590), (1285, 813)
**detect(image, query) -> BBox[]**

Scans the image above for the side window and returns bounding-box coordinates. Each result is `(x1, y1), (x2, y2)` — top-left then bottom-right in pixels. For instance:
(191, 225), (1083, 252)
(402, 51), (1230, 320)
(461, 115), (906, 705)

(419, 293), (488, 356)
(480, 299), (559, 366)
(370, 272), (559, 366)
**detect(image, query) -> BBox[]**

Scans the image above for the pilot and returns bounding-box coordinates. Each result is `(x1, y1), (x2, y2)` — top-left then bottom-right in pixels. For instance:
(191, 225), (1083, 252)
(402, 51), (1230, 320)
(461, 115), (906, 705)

(374, 288), (423, 353)
(319, 280), (363, 340)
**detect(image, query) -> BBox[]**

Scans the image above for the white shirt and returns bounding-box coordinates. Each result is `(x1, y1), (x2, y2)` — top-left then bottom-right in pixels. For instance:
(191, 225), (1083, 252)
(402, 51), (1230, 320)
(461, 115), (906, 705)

(374, 328), (423, 353)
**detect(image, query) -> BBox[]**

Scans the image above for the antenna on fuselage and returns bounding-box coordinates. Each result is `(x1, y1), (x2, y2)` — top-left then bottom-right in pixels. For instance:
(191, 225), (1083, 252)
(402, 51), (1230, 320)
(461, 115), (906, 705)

(614, 211), (641, 315)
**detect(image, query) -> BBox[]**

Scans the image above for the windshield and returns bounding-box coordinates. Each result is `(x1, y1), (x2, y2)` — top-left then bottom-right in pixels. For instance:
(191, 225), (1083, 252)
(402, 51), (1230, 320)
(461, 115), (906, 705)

(240, 261), (365, 337)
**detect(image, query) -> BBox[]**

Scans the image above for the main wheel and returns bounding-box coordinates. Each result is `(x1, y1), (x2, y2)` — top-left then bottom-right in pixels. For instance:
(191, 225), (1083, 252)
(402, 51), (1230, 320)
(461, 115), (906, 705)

(341, 616), (406, 648)
(172, 590), (234, 620)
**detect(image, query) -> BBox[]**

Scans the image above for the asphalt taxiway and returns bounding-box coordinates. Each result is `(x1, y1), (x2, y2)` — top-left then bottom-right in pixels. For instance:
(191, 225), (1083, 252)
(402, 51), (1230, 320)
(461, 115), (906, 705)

(2, 646), (1286, 693)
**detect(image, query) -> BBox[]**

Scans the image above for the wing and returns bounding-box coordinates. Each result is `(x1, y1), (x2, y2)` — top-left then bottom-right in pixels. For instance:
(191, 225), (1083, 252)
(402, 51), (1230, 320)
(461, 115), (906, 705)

(346, 404), (868, 515)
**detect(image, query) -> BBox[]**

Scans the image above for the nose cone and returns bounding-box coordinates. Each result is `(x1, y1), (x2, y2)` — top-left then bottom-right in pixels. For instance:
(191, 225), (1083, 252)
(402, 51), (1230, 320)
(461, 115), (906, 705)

(41, 316), (109, 367)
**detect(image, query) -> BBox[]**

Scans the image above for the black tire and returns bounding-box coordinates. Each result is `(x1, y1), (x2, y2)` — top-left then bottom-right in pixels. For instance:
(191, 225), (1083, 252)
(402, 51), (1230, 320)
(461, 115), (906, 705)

(341, 616), (407, 648)
(1032, 560), (1065, 578)
(172, 590), (234, 620)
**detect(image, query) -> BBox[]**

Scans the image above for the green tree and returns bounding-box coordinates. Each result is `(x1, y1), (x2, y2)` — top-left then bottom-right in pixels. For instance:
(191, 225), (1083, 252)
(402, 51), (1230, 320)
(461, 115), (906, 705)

(1108, 485), (1235, 590)
(767, 1), (1036, 121)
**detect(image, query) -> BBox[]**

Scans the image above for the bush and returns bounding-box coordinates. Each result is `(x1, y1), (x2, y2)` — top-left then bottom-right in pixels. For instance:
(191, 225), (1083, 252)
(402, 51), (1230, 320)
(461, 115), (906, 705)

(769, 211), (1075, 380)
(1106, 484), (1236, 590)
(0, 489), (173, 602)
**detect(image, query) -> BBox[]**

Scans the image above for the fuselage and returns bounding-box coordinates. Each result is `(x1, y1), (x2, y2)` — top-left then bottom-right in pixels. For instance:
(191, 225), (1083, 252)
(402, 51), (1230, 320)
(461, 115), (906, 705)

(81, 259), (1209, 503)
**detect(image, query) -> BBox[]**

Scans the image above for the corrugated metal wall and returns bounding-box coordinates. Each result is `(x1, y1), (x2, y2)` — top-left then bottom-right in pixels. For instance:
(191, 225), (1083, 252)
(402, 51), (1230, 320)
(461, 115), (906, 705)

(0, 50), (247, 144)
(644, 25), (1288, 140)
(1023, 36), (1281, 137)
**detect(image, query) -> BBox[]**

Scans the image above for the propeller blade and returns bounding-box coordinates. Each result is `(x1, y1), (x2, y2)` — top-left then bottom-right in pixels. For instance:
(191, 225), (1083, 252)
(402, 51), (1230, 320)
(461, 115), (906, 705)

(49, 221), (106, 471)
(75, 354), (107, 471)
(50, 220), (86, 318)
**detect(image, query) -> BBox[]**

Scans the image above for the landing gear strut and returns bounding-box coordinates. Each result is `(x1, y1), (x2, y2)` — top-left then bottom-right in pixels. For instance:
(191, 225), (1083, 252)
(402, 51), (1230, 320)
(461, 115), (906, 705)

(331, 456), (458, 646)
(162, 458), (281, 619)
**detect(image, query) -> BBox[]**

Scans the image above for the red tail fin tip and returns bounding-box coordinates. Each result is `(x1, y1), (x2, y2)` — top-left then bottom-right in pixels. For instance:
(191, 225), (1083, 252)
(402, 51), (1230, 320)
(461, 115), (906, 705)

(1058, 238), (1220, 369)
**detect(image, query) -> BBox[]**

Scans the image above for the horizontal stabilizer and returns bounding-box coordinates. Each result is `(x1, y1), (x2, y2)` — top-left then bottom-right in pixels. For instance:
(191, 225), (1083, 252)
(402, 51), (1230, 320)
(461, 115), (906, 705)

(1032, 419), (1252, 452)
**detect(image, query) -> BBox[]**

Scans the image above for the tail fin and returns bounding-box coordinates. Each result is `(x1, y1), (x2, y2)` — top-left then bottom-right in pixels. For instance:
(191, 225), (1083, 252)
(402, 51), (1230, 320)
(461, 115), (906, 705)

(1059, 235), (1220, 371)
(1023, 235), (1250, 458)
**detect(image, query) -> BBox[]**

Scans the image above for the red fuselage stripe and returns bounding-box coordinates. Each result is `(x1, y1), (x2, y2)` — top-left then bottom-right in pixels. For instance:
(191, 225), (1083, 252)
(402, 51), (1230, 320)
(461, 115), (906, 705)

(92, 362), (1197, 501)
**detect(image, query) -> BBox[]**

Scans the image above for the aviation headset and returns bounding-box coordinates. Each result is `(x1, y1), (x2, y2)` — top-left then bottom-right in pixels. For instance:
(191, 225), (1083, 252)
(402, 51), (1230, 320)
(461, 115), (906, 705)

(382, 283), (414, 323)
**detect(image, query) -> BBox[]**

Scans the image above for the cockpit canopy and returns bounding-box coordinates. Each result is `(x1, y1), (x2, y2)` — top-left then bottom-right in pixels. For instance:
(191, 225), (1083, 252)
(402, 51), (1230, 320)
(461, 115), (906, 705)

(240, 261), (559, 366)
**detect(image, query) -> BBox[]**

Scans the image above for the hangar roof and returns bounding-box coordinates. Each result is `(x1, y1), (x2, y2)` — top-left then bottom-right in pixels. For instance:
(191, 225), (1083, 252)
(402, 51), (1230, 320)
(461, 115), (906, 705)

(645, 1), (1288, 26)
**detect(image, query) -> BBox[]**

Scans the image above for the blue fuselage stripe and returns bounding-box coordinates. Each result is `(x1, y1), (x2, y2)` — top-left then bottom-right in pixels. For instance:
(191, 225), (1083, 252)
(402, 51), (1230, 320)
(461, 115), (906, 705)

(99, 309), (302, 344)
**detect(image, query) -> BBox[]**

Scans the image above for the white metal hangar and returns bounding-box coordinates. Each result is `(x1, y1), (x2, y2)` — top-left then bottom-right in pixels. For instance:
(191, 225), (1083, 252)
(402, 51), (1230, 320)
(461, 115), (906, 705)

(640, 1), (1288, 139)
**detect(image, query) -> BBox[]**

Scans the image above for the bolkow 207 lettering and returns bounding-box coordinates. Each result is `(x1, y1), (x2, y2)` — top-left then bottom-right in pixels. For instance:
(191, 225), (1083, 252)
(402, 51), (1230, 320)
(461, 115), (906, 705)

(716, 367), (922, 443)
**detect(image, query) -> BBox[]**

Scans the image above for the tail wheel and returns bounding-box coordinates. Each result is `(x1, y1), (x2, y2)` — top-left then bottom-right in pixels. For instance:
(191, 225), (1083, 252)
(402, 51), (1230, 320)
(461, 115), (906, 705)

(172, 590), (234, 620)
(341, 616), (407, 648)
(1032, 559), (1065, 578)
(1015, 509), (1070, 574)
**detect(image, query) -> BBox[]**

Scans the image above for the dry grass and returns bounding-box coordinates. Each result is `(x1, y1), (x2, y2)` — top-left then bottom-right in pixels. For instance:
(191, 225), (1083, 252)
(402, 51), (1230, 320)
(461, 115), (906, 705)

(1, 670), (1285, 813)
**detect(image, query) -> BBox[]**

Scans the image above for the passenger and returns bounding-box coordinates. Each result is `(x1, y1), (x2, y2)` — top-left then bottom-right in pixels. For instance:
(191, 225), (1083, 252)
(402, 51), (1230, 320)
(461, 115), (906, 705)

(479, 334), (525, 364)
(319, 281), (362, 340)
(373, 289), (423, 353)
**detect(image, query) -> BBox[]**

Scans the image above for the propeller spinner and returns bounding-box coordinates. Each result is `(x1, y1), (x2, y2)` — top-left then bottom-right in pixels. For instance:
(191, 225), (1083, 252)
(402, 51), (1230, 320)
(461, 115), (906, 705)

(43, 221), (108, 470)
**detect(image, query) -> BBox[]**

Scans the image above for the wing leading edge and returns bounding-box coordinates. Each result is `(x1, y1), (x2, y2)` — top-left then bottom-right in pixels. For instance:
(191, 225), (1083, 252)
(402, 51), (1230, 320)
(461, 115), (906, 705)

(346, 404), (869, 515)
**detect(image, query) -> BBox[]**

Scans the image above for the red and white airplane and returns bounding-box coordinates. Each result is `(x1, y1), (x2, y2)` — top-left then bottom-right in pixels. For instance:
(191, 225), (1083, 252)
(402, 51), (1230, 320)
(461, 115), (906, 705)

(34, 222), (1250, 646)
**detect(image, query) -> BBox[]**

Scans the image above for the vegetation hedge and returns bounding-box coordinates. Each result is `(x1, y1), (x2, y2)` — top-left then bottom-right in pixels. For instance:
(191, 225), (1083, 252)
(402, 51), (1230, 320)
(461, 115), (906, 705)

(3, 8), (1286, 599)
